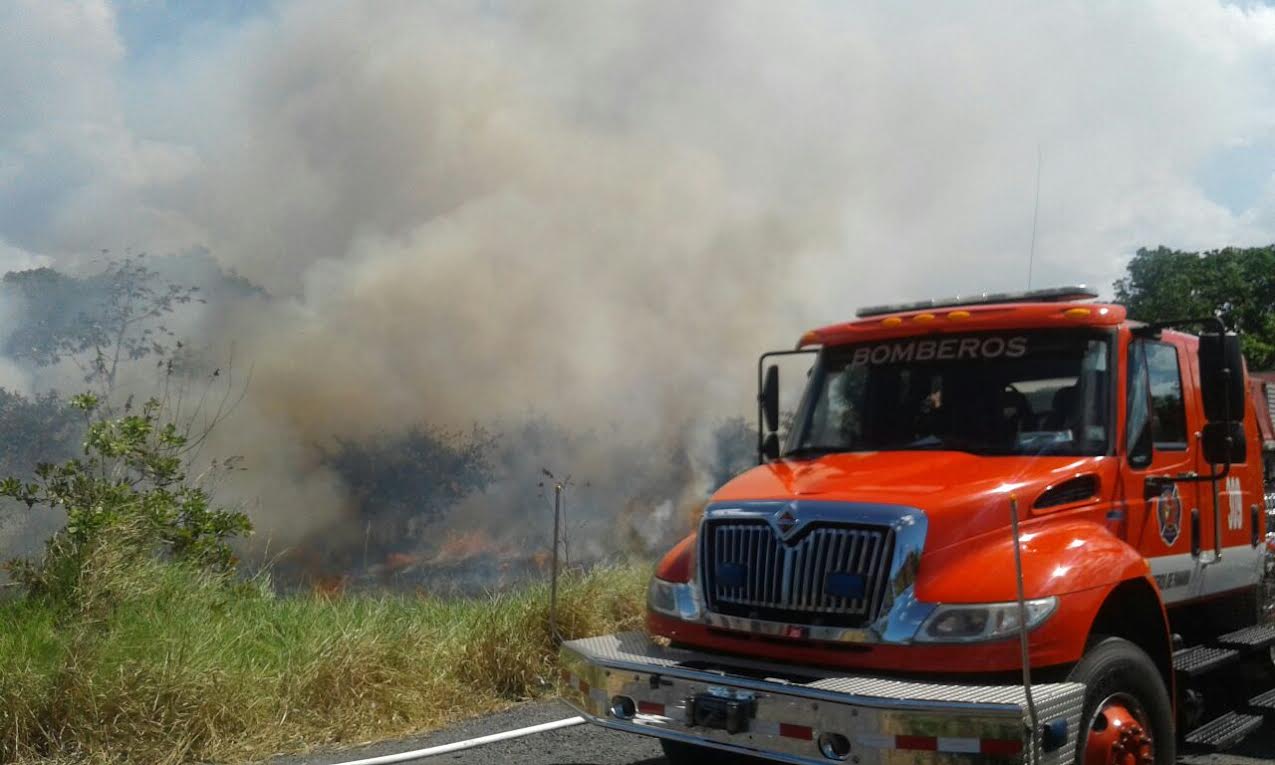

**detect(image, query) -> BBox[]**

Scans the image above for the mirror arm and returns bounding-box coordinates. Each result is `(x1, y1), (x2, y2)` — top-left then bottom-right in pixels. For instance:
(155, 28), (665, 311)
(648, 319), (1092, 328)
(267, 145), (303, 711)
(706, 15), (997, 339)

(756, 357), (764, 463)
(756, 348), (819, 464)
(1164, 370), (1236, 485)
(1161, 463), (1231, 484)
(1131, 316), (1227, 338)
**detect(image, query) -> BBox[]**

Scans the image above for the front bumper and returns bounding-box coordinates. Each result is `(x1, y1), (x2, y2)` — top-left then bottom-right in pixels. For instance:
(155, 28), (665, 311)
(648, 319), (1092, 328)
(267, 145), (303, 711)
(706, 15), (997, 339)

(561, 632), (1085, 765)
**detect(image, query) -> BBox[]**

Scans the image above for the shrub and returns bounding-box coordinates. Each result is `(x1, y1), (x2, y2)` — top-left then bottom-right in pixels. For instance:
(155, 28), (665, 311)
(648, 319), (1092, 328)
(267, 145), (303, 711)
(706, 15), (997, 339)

(0, 393), (250, 601)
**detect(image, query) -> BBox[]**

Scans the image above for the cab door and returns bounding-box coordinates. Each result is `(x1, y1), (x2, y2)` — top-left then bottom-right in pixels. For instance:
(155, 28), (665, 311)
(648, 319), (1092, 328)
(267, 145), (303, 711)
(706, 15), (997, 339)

(1123, 335), (1204, 604)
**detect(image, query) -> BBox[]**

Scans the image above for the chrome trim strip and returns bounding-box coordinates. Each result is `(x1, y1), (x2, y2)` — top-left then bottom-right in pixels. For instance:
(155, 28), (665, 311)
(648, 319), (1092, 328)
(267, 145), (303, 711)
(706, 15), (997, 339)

(696, 501), (931, 645)
(1149, 544), (1264, 604)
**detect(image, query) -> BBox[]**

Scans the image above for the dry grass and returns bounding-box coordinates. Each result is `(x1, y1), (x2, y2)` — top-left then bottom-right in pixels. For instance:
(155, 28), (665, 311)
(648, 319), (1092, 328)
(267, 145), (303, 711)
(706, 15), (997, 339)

(0, 545), (648, 764)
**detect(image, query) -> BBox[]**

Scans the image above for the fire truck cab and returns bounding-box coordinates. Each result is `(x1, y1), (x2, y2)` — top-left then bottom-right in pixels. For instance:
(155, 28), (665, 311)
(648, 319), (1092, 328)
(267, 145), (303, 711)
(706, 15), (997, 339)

(562, 287), (1275, 765)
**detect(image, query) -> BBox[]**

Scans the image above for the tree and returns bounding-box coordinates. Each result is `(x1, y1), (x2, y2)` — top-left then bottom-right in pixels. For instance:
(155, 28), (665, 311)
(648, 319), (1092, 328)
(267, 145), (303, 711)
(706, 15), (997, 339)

(2, 255), (202, 395)
(1115, 245), (1275, 369)
(0, 390), (81, 477)
(324, 425), (496, 556)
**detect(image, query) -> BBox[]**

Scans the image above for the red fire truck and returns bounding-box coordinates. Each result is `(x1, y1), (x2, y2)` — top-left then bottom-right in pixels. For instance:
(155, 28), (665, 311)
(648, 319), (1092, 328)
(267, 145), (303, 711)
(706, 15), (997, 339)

(562, 287), (1275, 764)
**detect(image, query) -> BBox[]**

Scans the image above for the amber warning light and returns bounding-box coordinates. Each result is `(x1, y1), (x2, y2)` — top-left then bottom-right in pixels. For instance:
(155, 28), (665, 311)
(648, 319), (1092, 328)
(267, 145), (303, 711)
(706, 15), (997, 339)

(855, 285), (1099, 318)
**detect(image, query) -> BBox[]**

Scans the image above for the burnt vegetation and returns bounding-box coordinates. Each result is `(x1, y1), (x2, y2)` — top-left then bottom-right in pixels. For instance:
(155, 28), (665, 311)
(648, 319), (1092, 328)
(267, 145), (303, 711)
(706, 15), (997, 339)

(314, 414), (754, 592)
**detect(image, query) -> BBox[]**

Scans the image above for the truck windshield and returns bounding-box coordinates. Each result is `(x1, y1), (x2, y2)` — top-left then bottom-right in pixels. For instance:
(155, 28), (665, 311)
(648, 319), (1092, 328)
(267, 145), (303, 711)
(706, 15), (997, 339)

(790, 330), (1111, 457)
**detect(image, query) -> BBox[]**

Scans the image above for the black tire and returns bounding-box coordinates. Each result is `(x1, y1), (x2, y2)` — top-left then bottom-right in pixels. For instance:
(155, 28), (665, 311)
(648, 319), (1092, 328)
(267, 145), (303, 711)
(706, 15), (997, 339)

(1068, 636), (1175, 765)
(660, 738), (769, 764)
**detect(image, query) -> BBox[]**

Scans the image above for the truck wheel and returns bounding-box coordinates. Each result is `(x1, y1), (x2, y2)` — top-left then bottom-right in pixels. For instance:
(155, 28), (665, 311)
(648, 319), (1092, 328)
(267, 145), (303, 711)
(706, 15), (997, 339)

(1069, 636), (1174, 765)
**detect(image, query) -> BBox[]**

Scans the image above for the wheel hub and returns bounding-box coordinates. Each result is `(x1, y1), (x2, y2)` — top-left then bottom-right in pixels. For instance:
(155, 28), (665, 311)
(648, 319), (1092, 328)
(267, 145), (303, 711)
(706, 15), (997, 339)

(1085, 698), (1154, 765)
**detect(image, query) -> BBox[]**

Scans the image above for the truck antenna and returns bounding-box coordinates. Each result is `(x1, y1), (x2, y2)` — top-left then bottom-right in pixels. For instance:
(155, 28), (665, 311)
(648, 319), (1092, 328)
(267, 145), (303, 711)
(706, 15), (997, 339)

(1026, 144), (1042, 290)
(1009, 493), (1041, 761)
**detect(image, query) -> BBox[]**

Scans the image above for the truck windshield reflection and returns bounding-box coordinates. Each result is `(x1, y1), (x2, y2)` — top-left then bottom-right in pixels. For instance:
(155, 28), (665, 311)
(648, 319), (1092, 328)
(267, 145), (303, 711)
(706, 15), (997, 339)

(790, 329), (1111, 457)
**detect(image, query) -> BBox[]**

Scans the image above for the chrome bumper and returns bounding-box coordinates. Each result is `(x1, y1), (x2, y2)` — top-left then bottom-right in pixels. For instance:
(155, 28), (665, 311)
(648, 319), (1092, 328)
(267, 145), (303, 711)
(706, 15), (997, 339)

(560, 632), (1085, 765)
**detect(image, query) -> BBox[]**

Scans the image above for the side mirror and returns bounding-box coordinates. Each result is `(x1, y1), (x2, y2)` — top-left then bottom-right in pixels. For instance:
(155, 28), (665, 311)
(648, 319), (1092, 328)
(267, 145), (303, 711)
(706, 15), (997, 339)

(1199, 332), (1245, 423)
(1201, 421), (1246, 465)
(762, 432), (780, 461)
(761, 364), (779, 433)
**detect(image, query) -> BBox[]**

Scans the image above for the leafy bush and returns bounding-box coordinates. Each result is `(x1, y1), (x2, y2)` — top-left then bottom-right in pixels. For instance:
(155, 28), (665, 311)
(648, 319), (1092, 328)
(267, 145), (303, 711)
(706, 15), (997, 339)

(0, 393), (250, 600)
(324, 425), (496, 553)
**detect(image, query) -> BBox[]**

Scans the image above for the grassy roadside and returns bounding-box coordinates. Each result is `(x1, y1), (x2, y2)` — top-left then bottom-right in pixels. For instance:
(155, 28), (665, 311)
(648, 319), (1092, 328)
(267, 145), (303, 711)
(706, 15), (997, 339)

(0, 545), (648, 765)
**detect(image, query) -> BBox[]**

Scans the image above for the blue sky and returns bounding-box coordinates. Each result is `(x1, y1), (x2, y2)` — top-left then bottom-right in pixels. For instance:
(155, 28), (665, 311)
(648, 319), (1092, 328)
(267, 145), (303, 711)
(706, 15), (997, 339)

(115, 0), (264, 61)
(1197, 136), (1275, 213)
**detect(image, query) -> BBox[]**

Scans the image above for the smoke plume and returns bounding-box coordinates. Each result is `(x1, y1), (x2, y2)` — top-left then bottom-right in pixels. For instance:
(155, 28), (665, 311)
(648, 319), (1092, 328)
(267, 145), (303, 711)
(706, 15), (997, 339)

(2, 1), (1275, 567)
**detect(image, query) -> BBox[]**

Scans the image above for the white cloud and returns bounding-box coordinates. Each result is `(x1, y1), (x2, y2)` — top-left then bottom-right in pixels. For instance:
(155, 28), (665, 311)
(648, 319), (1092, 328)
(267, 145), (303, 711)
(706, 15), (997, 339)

(0, 239), (51, 274)
(0, 0), (201, 257)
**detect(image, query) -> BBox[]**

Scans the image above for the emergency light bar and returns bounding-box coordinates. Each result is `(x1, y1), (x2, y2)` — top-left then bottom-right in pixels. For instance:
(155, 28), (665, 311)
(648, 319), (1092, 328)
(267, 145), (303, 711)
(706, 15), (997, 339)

(855, 285), (1099, 319)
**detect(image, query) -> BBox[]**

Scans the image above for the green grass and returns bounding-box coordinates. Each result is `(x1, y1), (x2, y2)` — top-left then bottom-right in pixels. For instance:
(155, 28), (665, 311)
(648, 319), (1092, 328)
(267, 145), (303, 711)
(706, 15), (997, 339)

(0, 546), (649, 765)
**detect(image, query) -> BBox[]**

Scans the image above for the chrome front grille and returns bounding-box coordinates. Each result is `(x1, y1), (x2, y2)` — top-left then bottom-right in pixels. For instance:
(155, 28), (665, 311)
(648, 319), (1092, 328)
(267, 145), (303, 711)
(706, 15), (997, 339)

(702, 520), (894, 628)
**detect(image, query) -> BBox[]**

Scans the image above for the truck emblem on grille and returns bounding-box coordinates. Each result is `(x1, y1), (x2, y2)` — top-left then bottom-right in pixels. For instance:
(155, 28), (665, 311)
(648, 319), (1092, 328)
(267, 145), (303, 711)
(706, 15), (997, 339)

(773, 506), (799, 539)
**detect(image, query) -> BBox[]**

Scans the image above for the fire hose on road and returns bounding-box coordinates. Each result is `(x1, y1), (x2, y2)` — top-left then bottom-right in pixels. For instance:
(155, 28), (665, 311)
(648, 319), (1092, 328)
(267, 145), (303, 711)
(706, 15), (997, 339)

(324, 716), (586, 765)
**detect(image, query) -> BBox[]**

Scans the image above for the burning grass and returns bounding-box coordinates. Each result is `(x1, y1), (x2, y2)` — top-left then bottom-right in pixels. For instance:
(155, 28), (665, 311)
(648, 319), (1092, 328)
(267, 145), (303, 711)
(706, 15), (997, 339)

(0, 543), (648, 765)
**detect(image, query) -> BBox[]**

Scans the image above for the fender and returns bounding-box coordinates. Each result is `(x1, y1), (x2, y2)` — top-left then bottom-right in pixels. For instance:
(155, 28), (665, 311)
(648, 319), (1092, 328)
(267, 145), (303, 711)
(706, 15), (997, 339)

(909, 518), (1158, 668)
(916, 518), (1151, 603)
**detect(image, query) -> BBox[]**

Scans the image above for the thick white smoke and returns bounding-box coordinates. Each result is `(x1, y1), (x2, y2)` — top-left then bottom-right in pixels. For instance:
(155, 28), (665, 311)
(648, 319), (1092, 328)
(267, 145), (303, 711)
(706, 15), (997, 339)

(2, 0), (1275, 555)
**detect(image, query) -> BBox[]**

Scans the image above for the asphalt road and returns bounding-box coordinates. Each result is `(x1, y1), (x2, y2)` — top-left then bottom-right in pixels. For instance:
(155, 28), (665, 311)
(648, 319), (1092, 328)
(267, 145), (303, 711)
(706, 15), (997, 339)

(270, 699), (1275, 765)
(268, 701), (662, 765)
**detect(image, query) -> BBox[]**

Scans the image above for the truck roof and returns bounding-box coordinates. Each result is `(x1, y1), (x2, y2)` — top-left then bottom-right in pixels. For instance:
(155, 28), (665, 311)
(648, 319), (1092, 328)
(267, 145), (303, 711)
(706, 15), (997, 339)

(801, 295), (1126, 348)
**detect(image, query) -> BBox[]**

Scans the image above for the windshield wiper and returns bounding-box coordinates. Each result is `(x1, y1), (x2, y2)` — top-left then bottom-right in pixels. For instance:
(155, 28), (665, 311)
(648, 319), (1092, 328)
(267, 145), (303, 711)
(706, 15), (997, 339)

(889, 436), (999, 455)
(782, 444), (846, 460)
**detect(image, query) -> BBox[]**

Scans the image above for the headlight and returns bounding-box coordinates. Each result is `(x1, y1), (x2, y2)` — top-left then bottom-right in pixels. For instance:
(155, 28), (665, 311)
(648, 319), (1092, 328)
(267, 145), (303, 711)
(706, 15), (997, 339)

(915, 597), (1057, 643)
(647, 577), (702, 621)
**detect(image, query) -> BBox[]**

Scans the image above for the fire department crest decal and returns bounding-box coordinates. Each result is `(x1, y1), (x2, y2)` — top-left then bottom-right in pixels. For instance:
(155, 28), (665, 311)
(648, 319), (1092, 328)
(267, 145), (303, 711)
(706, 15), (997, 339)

(1225, 476), (1243, 531)
(1153, 483), (1183, 547)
